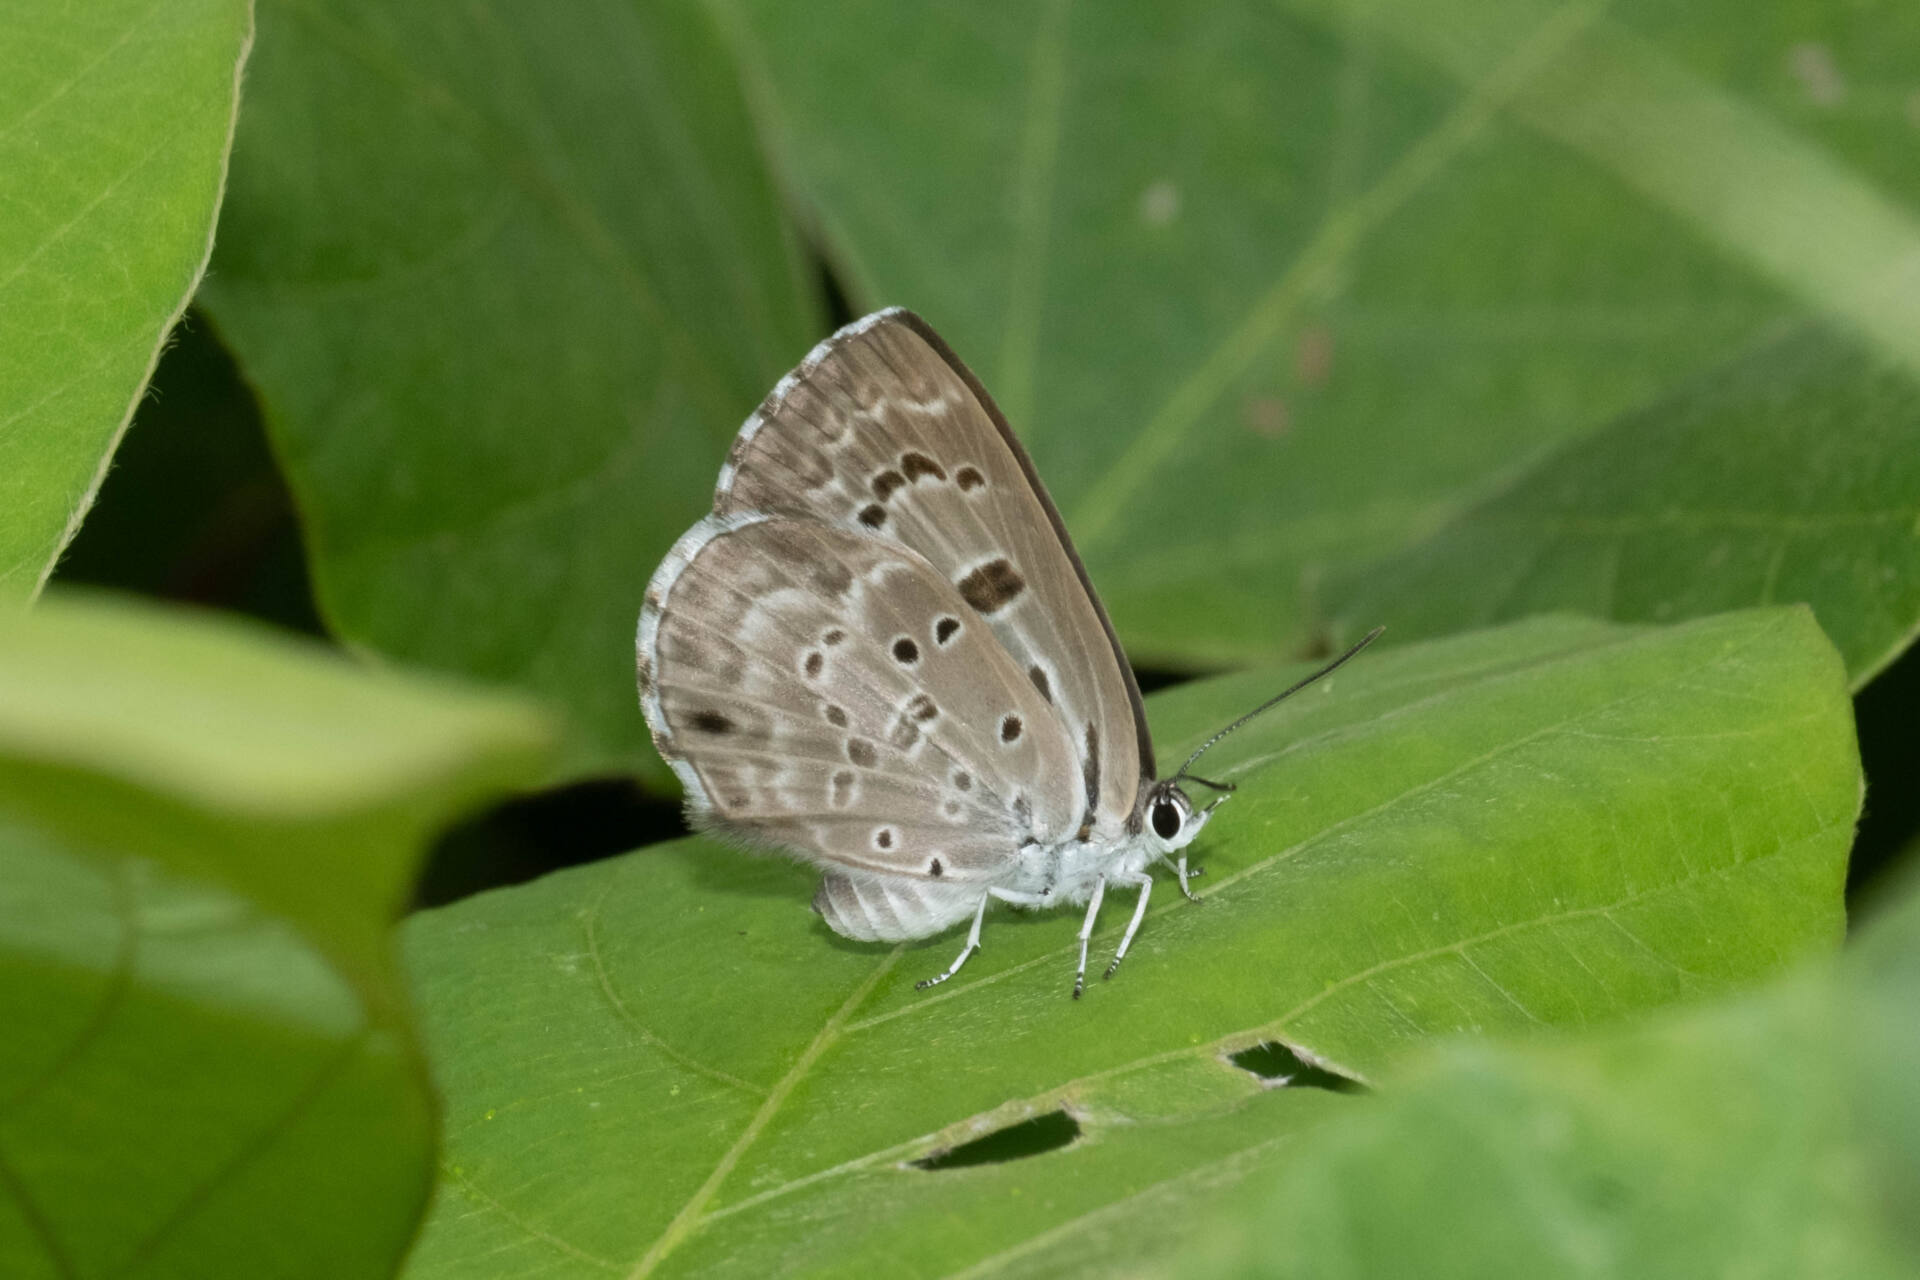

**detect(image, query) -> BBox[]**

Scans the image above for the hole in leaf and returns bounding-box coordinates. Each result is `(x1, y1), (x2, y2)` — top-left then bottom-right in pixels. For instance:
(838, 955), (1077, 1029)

(909, 1110), (1080, 1170)
(1229, 1042), (1366, 1093)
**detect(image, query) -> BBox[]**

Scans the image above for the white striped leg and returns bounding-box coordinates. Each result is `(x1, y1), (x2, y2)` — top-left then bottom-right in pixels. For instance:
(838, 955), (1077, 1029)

(1175, 854), (1206, 902)
(916, 887), (1048, 990)
(1103, 872), (1154, 980)
(1072, 877), (1108, 1000)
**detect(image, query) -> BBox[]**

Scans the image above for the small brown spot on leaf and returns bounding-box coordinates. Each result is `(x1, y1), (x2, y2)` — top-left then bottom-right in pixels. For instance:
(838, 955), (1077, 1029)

(1295, 324), (1334, 387)
(1244, 396), (1290, 439)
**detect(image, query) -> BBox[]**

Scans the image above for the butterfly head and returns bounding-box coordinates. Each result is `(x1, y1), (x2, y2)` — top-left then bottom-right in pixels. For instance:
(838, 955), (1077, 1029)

(1143, 779), (1217, 855)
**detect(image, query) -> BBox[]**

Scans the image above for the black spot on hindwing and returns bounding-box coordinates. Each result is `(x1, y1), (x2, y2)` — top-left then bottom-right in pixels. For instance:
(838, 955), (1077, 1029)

(892, 637), (920, 665)
(1029, 666), (1052, 702)
(956, 466), (985, 491)
(847, 738), (877, 767)
(859, 504), (887, 529)
(689, 710), (734, 734)
(1000, 714), (1023, 744)
(872, 469), (907, 502)
(934, 616), (961, 646)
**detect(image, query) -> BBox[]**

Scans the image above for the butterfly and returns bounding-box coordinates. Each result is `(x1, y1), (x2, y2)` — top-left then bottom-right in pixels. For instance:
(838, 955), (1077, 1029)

(637, 309), (1379, 997)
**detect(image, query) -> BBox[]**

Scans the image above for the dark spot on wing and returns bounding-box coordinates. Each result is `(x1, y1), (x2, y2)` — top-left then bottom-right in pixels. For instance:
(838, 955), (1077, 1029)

(953, 770), (972, 792)
(1083, 724), (1101, 812)
(1012, 793), (1032, 828)
(824, 704), (849, 728)
(832, 770), (855, 807)
(958, 559), (1025, 614)
(635, 655), (653, 693)
(859, 504), (887, 529)
(875, 828), (895, 850)
(873, 469), (907, 502)
(934, 616), (961, 645)
(1029, 665), (1052, 702)
(689, 710), (734, 734)
(1079, 723), (1101, 842)
(847, 738), (877, 767)
(929, 857), (944, 877)
(823, 628), (846, 646)
(902, 451), (947, 482)
(813, 559), (853, 596)
(944, 799), (961, 817)
(805, 651), (824, 678)
(889, 717), (920, 751)
(1001, 714), (1023, 744)
(956, 466), (985, 492)
(907, 694), (938, 721)
(892, 636), (920, 665)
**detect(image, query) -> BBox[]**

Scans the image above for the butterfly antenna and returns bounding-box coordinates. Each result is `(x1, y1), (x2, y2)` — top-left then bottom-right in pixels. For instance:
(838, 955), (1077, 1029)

(1172, 626), (1385, 784)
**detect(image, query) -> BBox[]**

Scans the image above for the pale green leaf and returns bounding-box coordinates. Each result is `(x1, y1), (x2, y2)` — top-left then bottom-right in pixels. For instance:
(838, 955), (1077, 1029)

(0, 0), (251, 599)
(0, 592), (553, 1279)
(1183, 875), (1920, 1280)
(400, 608), (1856, 1278)
(1324, 325), (1920, 688)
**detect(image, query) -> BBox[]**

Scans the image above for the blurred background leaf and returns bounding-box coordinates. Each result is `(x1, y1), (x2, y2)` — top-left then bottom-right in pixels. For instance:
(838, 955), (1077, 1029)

(0, 0), (251, 600)
(1324, 324), (1920, 686)
(399, 609), (1855, 1278)
(1180, 873), (1920, 1280)
(198, 0), (821, 783)
(716, 0), (1920, 680)
(0, 594), (551, 1280)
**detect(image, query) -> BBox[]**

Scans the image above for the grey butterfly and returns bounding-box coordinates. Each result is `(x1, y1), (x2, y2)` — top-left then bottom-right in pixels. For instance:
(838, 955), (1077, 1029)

(637, 308), (1378, 996)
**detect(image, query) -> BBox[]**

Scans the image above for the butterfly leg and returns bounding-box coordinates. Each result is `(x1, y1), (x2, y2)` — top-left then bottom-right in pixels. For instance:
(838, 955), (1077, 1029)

(1072, 877), (1109, 1000)
(916, 887), (1049, 990)
(1103, 871), (1154, 981)
(1175, 854), (1206, 902)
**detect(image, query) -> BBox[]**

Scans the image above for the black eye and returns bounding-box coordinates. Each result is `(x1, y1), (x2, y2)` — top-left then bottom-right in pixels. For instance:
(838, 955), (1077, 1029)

(1151, 799), (1181, 840)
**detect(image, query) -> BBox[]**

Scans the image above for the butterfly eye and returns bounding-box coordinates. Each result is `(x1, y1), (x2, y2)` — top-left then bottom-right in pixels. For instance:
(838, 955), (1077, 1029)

(1151, 798), (1182, 840)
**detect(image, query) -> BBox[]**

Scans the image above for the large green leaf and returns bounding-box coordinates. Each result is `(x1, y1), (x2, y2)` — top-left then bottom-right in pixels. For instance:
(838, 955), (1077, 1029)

(1184, 876), (1920, 1279)
(400, 608), (1855, 1278)
(719, 0), (1920, 669)
(199, 0), (820, 780)
(1323, 324), (1920, 688)
(0, 593), (552, 1279)
(0, 0), (251, 599)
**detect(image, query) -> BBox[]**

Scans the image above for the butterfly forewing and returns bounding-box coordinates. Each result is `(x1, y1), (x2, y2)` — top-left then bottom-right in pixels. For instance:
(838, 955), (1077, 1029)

(712, 310), (1152, 838)
(641, 515), (1085, 917)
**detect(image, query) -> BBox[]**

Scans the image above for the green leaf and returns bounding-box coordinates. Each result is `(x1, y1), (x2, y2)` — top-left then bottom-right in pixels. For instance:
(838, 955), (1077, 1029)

(718, 0), (1920, 668)
(0, 0), (252, 599)
(0, 592), (552, 1279)
(198, 0), (821, 780)
(1183, 876), (1920, 1280)
(399, 608), (1856, 1278)
(1324, 325), (1920, 688)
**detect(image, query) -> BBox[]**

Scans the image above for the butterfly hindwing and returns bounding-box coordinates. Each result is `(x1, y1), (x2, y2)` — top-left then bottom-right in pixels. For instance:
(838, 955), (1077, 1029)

(711, 309), (1152, 841)
(639, 514), (1085, 920)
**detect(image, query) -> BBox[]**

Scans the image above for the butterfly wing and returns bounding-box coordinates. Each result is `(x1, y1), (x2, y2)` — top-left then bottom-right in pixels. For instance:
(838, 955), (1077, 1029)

(712, 309), (1152, 841)
(637, 514), (1085, 939)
